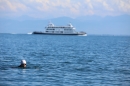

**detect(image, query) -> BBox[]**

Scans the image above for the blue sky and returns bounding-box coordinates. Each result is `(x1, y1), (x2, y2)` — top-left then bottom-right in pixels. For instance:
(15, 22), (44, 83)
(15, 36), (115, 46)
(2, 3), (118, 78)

(0, 0), (130, 35)
(0, 0), (130, 18)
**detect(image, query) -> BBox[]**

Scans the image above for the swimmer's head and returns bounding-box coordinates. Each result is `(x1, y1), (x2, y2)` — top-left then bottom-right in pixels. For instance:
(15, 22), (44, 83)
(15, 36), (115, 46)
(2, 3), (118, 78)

(19, 60), (26, 68)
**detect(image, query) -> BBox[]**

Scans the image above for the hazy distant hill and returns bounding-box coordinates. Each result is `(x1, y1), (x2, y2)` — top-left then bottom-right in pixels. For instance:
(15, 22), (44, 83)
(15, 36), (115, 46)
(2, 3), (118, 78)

(0, 15), (130, 35)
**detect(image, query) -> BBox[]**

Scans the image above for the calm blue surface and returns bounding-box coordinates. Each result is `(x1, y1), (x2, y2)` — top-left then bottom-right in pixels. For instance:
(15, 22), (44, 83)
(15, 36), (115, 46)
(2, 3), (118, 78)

(0, 34), (130, 86)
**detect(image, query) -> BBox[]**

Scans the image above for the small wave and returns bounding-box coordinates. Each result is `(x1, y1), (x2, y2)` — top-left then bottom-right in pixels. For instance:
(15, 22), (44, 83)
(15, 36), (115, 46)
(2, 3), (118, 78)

(11, 33), (17, 34)
(27, 32), (32, 34)
(78, 34), (87, 36)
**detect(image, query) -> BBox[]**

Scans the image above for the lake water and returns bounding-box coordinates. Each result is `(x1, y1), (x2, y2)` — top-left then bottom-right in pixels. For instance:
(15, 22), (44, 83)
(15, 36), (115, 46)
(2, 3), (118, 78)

(0, 34), (130, 86)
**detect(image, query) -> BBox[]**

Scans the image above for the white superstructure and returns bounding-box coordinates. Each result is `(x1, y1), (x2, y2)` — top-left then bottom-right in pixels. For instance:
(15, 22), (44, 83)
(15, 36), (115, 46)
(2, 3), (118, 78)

(45, 22), (77, 34)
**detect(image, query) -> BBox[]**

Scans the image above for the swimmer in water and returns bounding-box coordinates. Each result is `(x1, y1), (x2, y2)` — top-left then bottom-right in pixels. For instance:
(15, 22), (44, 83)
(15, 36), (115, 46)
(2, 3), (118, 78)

(18, 60), (26, 68)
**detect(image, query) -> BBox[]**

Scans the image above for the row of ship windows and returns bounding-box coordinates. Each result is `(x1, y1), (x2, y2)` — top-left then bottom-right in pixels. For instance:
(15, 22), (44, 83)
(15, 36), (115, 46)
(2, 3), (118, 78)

(46, 29), (72, 30)
(46, 31), (63, 33)
(46, 27), (72, 28)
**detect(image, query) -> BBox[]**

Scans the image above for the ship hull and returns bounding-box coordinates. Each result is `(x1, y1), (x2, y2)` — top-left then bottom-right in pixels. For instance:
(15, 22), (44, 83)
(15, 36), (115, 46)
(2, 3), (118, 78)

(32, 31), (87, 36)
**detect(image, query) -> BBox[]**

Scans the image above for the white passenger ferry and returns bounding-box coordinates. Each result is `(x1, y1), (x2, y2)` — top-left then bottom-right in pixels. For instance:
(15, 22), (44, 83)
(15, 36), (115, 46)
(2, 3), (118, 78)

(32, 22), (87, 35)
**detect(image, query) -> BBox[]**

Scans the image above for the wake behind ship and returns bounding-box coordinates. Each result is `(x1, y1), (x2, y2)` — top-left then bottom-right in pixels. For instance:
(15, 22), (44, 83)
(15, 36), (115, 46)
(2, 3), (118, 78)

(32, 22), (87, 36)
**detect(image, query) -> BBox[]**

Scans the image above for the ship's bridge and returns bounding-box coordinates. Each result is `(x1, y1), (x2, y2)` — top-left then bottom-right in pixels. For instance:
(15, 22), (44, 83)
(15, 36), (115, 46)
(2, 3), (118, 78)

(48, 22), (54, 27)
(68, 23), (73, 27)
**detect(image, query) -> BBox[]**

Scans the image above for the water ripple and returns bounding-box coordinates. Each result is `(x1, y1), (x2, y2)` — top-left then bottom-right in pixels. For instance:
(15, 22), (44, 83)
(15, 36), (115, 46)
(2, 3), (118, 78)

(0, 34), (130, 86)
